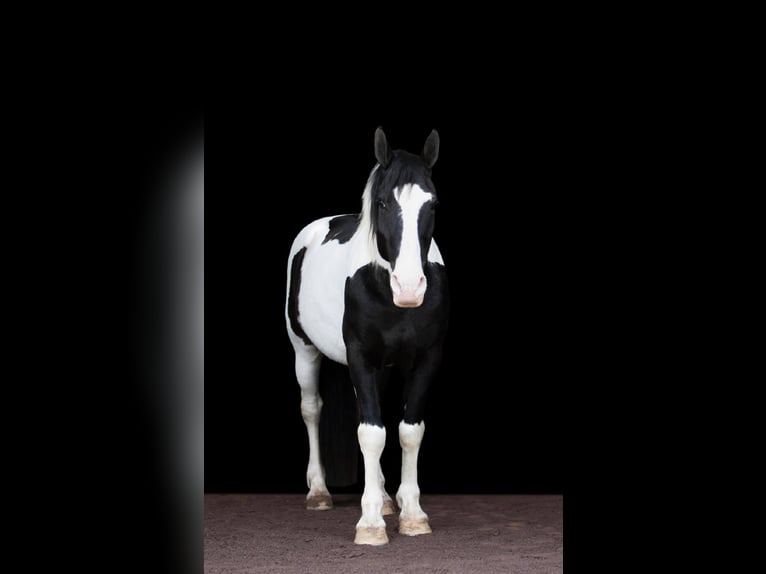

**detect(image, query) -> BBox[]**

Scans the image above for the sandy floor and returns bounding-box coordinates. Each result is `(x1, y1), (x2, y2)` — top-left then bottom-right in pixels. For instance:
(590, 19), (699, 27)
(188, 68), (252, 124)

(205, 494), (562, 573)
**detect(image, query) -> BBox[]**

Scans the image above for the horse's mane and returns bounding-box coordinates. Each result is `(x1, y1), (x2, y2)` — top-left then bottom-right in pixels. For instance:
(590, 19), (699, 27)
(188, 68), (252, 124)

(358, 165), (379, 264)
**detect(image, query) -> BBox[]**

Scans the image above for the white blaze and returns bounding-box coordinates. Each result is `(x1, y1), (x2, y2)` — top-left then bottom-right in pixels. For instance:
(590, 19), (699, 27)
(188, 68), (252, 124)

(391, 184), (431, 304)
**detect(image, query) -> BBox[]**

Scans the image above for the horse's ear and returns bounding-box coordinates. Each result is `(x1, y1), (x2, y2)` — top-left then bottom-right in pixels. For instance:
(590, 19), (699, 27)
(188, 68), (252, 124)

(374, 127), (392, 169)
(422, 129), (440, 168)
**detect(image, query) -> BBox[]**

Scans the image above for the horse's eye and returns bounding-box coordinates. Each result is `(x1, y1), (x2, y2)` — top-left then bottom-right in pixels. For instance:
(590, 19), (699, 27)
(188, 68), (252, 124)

(377, 199), (387, 210)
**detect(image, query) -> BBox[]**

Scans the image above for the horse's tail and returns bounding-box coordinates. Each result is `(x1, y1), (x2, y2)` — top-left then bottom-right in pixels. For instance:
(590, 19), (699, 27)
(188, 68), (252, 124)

(319, 359), (359, 486)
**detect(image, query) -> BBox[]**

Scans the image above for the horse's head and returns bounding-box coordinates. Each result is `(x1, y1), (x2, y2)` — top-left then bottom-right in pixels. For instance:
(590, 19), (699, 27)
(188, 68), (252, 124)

(368, 127), (440, 308)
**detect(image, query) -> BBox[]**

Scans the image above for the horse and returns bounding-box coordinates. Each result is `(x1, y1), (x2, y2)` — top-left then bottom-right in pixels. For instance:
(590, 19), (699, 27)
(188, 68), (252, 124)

(285, 127), (449, 546)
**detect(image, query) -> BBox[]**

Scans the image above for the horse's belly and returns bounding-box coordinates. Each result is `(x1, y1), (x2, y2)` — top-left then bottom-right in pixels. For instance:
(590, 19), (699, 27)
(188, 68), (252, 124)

(301, 308), (347, 365)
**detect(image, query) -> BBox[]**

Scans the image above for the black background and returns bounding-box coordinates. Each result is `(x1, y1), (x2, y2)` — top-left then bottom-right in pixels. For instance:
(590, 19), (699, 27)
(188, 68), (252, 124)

(19, 40), (680, 574)
(86, 59), (664, 574)
(203, 78), (627, 495)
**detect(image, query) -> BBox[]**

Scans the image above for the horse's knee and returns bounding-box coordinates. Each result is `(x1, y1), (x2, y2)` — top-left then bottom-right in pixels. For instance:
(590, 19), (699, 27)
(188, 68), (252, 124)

(399, 420), (425, 449)
(358, 423), (386, 456)
(300, 392), (323, 423)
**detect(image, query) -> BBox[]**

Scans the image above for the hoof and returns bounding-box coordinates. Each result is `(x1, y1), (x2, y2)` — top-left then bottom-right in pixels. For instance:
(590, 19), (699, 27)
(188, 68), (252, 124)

(306, 493), (333, 510)
(382, 498), (398, 516)
(354, 526), (389, 546)
(399, 517), (432, 536)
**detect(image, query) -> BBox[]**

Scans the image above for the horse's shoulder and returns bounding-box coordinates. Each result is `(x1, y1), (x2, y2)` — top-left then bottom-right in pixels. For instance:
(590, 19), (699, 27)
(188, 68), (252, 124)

(295, 214), (362, 248)
(291, 216), (336, 253)
(322, 214), (359, 245)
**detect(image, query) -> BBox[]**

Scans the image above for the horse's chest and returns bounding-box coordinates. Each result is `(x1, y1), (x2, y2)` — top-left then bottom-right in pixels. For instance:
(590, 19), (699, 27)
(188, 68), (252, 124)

(343, 264), (445, 361)
(347, 319), (419, 367)
(380, 321), (419, 353)
(345, 304), (434, 364)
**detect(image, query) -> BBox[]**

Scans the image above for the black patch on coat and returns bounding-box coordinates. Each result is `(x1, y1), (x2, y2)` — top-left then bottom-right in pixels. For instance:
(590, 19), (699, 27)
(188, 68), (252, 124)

(287, 247), (312, 346)
(342, 261), (449, 426)
(322, 214), (359, 245)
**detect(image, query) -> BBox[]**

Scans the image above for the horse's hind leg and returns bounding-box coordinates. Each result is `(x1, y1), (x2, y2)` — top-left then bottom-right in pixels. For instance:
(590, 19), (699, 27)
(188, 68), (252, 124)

(294, 346), (332, 510)
(378, 455), (397, 515)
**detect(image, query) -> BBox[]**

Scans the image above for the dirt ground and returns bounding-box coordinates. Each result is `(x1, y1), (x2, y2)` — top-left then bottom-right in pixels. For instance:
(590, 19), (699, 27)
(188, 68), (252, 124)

(205, 494), (562, 573)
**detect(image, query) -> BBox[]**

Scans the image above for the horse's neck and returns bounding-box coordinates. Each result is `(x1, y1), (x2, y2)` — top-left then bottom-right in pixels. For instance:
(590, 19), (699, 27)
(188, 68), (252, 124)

(348, 218), (390, 276)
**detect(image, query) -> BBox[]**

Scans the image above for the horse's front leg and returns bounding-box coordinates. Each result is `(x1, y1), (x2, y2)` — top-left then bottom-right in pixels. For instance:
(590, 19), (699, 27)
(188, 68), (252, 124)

(397, 421), (431, 535)
(348, 356), (389, 546)
(397, 348), (442, 536)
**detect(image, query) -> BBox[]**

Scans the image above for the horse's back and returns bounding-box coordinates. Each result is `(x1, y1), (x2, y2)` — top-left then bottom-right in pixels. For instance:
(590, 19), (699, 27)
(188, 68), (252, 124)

(286, 215), (355, 365)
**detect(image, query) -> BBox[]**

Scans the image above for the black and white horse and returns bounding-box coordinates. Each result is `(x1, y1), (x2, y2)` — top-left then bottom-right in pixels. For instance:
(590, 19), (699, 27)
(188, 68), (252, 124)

(285, 128), (449, 545)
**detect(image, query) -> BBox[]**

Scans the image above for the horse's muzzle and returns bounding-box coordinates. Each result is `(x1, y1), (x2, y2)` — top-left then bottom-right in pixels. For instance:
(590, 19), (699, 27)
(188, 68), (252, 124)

(393, 292), (425, 308)
(391, 274), (426, 308)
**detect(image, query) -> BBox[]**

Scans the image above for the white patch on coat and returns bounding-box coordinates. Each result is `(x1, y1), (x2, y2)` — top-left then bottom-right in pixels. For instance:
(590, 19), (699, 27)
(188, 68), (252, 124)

(357, 423), (387, 529)
(396, 421), (428, 522)
(285, 216), (349, 364)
